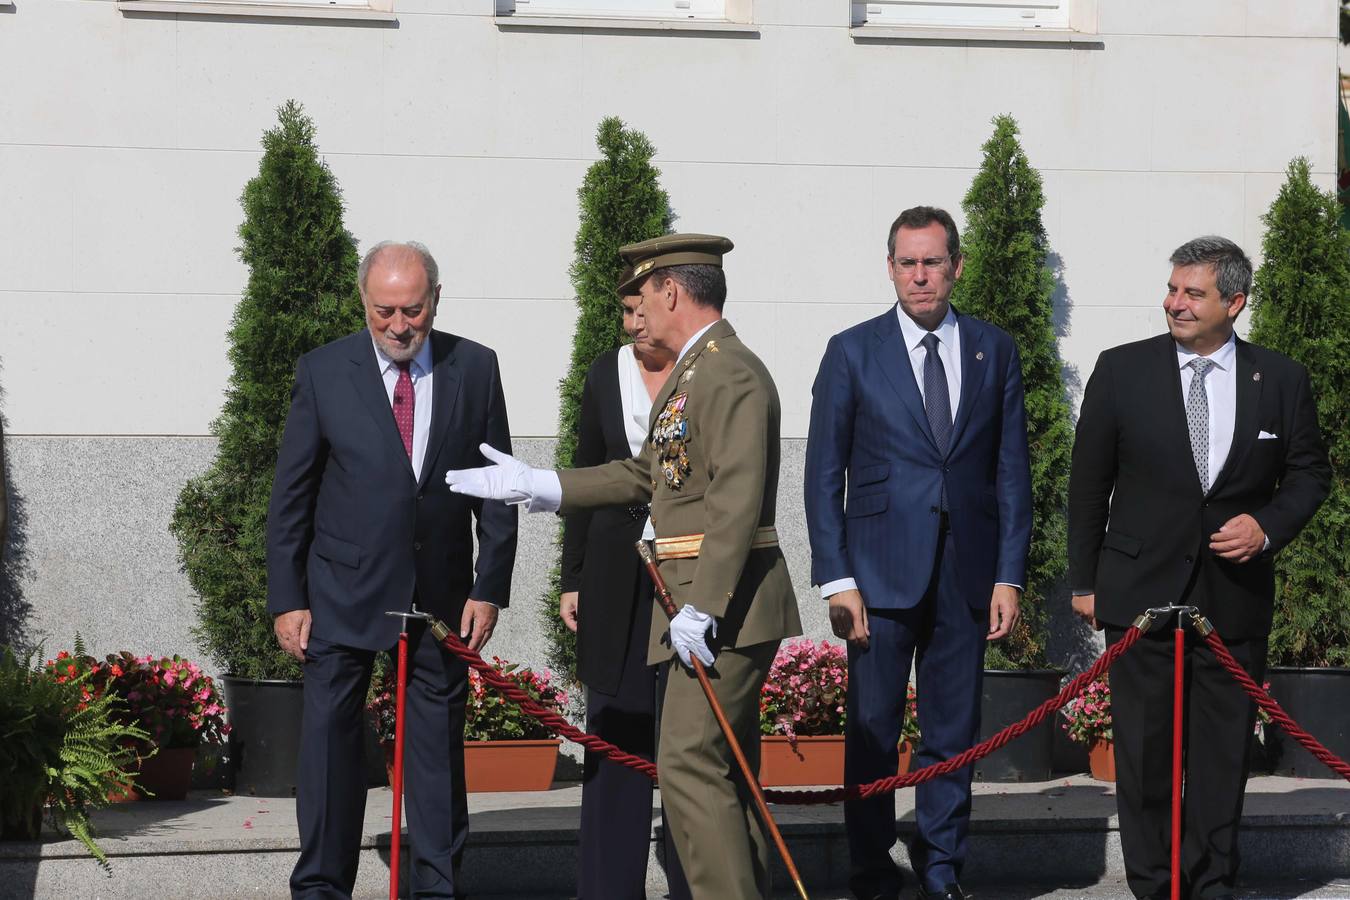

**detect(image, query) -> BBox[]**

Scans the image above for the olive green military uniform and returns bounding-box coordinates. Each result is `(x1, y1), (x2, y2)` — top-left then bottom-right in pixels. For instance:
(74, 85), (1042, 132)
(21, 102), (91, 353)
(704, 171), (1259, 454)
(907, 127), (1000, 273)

(560, 268), (802, 897)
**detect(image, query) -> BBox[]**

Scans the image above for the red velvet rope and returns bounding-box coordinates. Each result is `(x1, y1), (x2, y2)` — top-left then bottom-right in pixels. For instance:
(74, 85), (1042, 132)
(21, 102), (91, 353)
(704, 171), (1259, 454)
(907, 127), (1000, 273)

(437, 625), (1146, 803)
(1200, 630), (1350, 782)
(440, 623), (1350, 804)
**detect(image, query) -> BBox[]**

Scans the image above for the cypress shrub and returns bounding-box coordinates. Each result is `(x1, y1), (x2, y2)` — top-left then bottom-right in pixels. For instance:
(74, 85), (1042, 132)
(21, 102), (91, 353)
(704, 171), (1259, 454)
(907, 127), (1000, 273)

(542, 117), (671, 682)
(951, 114), (1073, 669)
(1247, 157), (1350, 666)
(170, 101), (364, 680)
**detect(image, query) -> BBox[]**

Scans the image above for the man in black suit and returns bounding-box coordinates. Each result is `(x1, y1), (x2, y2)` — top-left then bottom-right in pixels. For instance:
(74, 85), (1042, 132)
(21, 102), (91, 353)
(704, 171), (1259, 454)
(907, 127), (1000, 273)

(267, 241), (517, 898)
(1068, 236), (1330, 899)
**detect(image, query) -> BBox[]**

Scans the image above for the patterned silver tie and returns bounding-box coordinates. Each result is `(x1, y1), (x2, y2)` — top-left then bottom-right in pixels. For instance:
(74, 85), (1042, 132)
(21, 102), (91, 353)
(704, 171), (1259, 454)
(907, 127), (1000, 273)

(1187, 358), (1214, 492)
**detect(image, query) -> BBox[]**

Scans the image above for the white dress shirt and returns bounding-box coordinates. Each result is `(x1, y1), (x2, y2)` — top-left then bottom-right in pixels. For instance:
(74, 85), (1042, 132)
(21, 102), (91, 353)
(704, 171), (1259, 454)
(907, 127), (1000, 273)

(898, 305), (961, 421)
(1176, 333), (1238, 488)
(821, 306), (1020, 600)
(616, 344), (657, 541)
(372, 335), (434, 483)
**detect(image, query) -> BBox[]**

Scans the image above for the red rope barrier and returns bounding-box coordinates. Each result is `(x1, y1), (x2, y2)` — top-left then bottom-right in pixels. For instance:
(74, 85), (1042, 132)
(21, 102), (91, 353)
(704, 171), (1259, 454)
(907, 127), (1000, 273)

(437, 616), (1350, 804)
(1200, 629), (1350, 782)
(435, 624), (1145, 804)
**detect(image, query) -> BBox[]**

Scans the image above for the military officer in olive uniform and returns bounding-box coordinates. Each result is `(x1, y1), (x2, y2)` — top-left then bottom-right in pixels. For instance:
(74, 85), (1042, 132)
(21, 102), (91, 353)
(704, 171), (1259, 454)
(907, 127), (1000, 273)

(447, 233), (802, 899)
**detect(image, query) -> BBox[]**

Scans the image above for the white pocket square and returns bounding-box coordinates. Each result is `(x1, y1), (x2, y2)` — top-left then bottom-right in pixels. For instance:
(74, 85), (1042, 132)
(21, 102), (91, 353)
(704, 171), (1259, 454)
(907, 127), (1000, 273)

(1258, 431), (1279, 440)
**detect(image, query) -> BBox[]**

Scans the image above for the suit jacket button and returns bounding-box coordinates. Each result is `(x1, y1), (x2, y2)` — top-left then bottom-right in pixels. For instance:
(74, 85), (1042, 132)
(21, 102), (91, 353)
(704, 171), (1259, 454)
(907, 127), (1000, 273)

(930, 506), (939, 514)
(1184, 555), (1193, 564)
(414, 541), (423, 551)
(417, 493), (425, 502)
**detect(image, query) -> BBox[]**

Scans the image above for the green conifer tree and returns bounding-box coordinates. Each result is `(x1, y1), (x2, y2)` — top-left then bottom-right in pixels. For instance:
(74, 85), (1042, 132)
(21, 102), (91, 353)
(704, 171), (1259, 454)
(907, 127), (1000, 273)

(1247, 157), (1350, 666)
(541, 118), (671, 681)
(170, 101), (364, 680)
(950, 114), (1074, 669)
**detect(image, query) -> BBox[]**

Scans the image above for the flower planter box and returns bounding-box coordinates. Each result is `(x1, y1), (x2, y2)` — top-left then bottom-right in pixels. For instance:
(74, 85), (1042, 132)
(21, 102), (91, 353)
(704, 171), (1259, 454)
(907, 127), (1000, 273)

(758, 736), (914, 787)
(466, 739), (561, 792)
(382, 739), (562, 792)
(1088, 739), (1115, 782)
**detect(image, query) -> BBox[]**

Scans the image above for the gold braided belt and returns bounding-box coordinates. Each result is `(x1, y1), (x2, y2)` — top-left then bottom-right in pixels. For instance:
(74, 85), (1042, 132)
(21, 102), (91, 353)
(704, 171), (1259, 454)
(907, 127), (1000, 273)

(652, 526), (779, 561)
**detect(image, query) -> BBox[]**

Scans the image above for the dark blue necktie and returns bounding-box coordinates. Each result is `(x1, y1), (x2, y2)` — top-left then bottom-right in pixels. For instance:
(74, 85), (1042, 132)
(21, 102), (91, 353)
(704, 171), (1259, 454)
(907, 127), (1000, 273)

(922, 332), (952, 454)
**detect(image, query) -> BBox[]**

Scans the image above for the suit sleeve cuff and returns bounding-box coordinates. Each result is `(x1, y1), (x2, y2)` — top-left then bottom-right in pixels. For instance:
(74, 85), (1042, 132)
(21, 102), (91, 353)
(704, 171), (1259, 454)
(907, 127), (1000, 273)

(995, 582), (1023, 593)
(820, 577), (857, 600)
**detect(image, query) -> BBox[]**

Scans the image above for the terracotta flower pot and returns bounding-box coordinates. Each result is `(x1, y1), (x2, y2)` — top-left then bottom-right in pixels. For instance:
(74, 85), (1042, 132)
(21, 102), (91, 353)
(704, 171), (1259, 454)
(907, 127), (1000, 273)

(757, 735), (916, 786)
(134, 747), (197, 800)
(465, 739), (561, 792)
(1088, 738), (1116, 782)
(383, 740), (562, 792)
(897, 739), (914, 775)
(759, 735), (844, 787)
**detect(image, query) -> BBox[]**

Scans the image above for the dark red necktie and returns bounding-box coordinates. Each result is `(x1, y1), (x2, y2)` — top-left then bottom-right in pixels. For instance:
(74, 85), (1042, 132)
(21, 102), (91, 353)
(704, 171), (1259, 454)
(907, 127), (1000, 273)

(392, 361), (414, 459)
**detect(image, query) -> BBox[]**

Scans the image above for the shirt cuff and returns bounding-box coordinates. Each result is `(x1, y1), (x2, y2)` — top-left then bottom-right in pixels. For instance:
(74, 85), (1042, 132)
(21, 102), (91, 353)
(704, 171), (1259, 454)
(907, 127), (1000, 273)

(995, 582), (1023, 593)
(820, 578), (857, 600)
(519, 469), (562, 514)
(1072, 589), (1094, 596)
(1262, 534), (1271, 552)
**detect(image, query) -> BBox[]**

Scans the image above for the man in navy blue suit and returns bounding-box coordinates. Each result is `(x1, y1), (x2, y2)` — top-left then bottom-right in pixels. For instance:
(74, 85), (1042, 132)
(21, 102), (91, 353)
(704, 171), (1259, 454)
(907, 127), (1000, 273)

(805, 206), (1032, 900)
(267, 241), (517, 898)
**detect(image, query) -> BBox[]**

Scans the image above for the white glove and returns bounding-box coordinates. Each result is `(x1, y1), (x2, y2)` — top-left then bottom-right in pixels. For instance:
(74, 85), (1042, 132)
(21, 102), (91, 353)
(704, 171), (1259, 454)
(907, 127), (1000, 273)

(670, 604), (718, 669)
(445, 443), (561, 511)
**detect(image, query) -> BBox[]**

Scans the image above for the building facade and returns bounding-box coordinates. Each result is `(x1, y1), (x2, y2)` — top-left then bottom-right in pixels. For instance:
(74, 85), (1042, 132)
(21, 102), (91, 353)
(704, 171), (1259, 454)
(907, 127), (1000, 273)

(0, 0), (1338, 671)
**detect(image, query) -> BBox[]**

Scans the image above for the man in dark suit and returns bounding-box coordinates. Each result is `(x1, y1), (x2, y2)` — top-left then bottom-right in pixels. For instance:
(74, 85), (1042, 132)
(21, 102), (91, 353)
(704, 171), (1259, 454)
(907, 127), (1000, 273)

(805, 206), (1033, 900)
(1068, 236), (1330, 899)
(267, 241), (517, 899)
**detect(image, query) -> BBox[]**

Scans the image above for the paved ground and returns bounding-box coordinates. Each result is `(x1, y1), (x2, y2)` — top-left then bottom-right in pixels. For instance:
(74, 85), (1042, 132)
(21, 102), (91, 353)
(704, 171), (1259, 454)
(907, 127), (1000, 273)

(6, 775), (1347, 899)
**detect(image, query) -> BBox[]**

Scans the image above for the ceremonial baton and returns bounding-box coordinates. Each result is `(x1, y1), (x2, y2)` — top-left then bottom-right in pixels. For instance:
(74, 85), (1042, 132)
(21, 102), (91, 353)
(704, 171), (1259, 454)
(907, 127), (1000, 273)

(635, 540), (810, 900)
(384, 606), (434, 900)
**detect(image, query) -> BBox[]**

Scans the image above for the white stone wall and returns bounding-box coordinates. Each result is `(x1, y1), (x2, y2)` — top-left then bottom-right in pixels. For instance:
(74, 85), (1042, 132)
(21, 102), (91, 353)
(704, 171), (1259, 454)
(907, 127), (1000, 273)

(0, 0), (1340, 669)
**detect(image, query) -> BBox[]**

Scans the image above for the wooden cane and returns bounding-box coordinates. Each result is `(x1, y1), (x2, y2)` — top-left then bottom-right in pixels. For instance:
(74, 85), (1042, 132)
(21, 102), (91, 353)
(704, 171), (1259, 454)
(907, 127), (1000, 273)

(636, 540), (810, 900)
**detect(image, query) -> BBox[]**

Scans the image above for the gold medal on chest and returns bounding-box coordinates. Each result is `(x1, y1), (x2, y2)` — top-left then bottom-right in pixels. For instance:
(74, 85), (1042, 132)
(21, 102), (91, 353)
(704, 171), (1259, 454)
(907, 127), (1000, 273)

(650, 392), (692, 490)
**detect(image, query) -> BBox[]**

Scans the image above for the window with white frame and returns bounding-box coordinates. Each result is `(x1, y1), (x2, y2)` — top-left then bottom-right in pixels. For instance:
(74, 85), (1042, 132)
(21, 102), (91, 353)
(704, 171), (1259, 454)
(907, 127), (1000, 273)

(857, 0), (1069, 30)
(118, 0), (393, 15)
(506, 0), (727, 20)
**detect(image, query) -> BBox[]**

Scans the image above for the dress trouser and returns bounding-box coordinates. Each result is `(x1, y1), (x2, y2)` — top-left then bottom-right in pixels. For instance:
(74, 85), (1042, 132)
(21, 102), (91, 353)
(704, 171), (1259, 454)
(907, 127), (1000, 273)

(578, 577), (690, 900)
(292, 622), (469, 899)
(844, 525), (986, 895)
(1105, 623), (1267, 900)
(658, 640), (779, 900)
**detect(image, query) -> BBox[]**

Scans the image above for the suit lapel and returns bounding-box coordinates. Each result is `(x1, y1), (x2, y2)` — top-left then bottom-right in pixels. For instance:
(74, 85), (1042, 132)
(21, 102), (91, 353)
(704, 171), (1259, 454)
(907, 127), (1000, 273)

(872, 309), (939, 451)
(1207, 338), (1260, 497)
(419, 331), (461, 489)
(349, 333), (416, 480)
(948, 312), (990, 454)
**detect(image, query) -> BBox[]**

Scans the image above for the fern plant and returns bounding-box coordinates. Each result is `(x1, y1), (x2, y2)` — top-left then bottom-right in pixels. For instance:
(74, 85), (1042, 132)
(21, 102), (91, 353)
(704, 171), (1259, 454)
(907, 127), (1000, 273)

(0, 646), (145, 869)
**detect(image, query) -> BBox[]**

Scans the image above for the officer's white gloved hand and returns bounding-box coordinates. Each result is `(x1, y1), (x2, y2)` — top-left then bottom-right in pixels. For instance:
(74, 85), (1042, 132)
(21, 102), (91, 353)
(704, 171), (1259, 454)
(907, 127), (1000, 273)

(446, 443), (555, 508)
(670, 604), (718, 669)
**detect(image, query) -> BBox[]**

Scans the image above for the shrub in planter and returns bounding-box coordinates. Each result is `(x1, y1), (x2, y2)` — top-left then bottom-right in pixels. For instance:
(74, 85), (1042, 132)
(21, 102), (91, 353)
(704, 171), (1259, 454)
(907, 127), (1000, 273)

(466, 657), (570, 742)
(0, 646), (145, 867)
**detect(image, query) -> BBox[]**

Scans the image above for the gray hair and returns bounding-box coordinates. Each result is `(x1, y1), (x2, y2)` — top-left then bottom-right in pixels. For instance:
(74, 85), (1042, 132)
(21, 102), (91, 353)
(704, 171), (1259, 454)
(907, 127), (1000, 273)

(647, 264), (728, 312)
(1169, 236), (1252, 302)
(358, 241), (440, 299)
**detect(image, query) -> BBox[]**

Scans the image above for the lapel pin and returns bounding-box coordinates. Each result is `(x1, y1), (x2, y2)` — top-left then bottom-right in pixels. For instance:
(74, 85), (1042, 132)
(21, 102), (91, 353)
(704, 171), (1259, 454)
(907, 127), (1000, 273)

(1253, 372), (1262, 382)
(975, 351), (984, 361)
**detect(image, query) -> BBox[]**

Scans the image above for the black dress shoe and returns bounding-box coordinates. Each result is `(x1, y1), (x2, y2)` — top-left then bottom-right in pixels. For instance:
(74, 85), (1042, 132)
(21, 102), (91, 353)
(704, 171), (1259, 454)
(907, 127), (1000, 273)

(917, 884), (970, 900)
